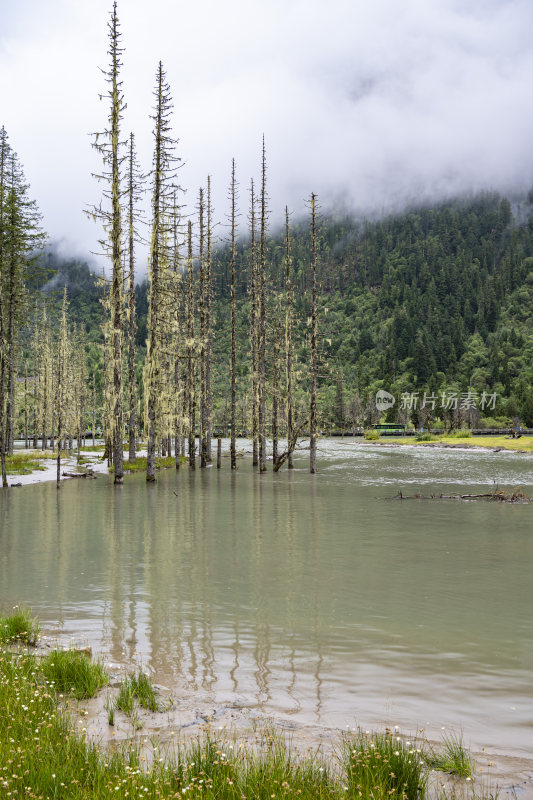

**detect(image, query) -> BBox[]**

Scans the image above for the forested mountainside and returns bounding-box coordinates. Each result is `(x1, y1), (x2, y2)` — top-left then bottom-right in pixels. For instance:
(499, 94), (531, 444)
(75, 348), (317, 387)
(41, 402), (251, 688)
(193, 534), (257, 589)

(35, 191), (533, 430)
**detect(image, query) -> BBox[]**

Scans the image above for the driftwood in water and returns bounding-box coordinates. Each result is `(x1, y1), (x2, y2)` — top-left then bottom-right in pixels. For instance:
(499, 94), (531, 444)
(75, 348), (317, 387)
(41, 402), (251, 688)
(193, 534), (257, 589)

(394, 488), (528, 503)
(62, 471), (96, 479)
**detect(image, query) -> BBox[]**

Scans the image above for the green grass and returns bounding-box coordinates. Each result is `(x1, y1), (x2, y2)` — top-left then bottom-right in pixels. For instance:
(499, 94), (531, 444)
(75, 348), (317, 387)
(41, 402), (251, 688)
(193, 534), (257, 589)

(0, 635), (487, 800)
(364, 429), (380, 440)
(425, 731), (474, 778)
(40, 648), (109, 699)
(5, 452), (47, 475)
(405, 434), (533, 452)
(448, 430), (473, 439)
(116, 670), (161, 715)
(115, 455), (176, 472)
(415, 433), (439, 441)
(342, 729), (427, 800)
(0, 607), (39, 645)
(0, 611), (485, 800)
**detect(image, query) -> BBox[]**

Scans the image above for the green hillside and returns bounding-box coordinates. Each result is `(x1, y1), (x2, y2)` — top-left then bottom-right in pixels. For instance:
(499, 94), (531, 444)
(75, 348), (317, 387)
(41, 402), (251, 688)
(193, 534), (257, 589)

(37, 191), (533, 432)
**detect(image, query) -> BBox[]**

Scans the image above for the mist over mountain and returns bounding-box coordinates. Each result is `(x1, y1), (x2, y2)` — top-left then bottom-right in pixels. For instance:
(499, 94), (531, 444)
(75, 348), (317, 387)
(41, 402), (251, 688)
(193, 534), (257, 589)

(2, 0), (533, 268)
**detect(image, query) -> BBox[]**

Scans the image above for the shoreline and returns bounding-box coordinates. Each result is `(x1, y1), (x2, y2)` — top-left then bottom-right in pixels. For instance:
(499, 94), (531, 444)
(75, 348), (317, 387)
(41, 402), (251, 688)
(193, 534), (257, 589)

(4, 436), (533, 489)
(2, 448), (110, 488)
(25, 630), (533, 799)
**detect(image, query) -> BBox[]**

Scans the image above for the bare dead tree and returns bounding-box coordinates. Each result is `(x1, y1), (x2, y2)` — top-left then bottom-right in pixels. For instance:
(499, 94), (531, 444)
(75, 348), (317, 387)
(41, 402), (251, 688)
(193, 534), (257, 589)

(309, 193), (318, 474)
(249, 178), (259, 467)
(186, 220), (196, 469)
(89, 2), (125, 484)
(229, 160), (238, 470)
(198, 187), (208, 468)
(205, 176), (213, 462)
(284, 206), (295, 469)
(125, 132), (144, 463)
(258, 138), (268, 473)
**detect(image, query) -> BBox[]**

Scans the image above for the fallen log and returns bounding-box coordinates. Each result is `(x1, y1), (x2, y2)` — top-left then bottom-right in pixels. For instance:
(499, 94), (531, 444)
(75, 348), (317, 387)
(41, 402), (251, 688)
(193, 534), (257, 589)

(62, 471), (96, 479)
(393, 489), (528, 503)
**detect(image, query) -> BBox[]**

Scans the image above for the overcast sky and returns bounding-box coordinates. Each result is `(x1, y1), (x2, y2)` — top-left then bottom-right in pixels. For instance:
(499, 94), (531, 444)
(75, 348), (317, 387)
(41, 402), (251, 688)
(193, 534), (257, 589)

(2, 0), (533, 269)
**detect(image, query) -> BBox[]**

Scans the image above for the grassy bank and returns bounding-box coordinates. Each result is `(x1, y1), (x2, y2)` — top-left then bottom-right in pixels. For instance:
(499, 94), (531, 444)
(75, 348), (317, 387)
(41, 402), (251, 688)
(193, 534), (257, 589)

(5, 453), (47, 475)
(117, 455), (176, 473)
(379, 435), (533, 452)
(0, 611), (498, 799)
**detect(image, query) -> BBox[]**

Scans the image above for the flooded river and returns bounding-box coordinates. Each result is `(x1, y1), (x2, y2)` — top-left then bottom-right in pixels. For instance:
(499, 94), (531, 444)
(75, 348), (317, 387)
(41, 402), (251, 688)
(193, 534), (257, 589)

(1, 440), (532, 758)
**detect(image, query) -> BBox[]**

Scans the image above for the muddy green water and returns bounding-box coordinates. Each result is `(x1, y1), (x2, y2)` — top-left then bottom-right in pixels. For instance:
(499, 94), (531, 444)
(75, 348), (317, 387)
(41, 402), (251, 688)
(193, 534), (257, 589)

(1, 441), (532, 756)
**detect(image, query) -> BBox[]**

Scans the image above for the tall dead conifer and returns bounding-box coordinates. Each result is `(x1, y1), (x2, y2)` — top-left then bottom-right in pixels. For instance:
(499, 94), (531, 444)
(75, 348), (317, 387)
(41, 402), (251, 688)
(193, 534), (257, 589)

(89, 2), (125, 484)
(229, 160), (238, 470)
(186, 221), (196, 468)
(284, 207), (295, 469)
(258, 139), (268, 473)
(198, 187), (208, 468)
(249, 179), (259, 467)
(205, 176), (213, 462)
(56, 289), (68, 489)
(125, 132), (143, 463)
(309, 193), (318, 474)
(145, 62), (180, 481)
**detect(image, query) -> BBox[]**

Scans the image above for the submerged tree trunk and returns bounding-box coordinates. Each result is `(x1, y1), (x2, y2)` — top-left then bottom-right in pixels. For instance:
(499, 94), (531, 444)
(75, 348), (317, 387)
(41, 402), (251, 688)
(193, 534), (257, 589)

(258, 139), (268, 473)
(249, 179), (259, 467)
(198, 187), (208, 468)
(146, 66), (164, 482)
(23, 362), (28, 448)
(0, 277), (6, 486)
(284, 207), (295, 469)
(126, 132), (140, 464)
(205, 176), (213, 462)
(229, 160), (238, 471)
(56, 290), (68, 489)
(309, 193), (318, 474)
(186, 221), (196, 470)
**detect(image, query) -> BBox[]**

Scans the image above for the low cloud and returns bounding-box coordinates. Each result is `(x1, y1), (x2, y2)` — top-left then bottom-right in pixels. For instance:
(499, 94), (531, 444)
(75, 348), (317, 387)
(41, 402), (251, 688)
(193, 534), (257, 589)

(1, 0), (532, 270)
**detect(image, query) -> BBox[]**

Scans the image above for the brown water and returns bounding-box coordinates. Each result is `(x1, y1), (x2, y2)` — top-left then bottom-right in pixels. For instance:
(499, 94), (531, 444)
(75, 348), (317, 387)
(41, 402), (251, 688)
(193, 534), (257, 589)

(1, 440), (532, 757)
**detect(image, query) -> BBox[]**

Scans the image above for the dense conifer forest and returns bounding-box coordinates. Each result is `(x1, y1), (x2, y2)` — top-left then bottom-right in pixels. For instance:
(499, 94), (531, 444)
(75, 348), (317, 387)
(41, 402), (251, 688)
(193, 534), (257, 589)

(24, 190), (533, 440)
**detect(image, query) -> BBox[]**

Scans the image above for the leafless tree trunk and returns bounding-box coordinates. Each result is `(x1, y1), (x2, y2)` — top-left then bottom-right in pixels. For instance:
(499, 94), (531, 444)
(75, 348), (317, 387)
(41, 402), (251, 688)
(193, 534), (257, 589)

(309, 193), (318, 474)
(272, 300), (281, 466)
(186, 221), (196, 469)
(108, 5), (124, 484)
(249, 179), (259, 467)
(258, 138), (268, 473)
(284, 207), (295, 469)
(24, 362), (28, 448)
(205, 176), (213, 462)
(126, 132), (141, 464)
(229, 160), (238, 471)
(198, 187), (208, 468)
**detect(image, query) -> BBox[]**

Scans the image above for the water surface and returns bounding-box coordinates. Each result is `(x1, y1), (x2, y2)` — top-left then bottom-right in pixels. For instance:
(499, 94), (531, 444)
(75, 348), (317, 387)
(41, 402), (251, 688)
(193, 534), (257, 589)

(1, 440), (532, 756)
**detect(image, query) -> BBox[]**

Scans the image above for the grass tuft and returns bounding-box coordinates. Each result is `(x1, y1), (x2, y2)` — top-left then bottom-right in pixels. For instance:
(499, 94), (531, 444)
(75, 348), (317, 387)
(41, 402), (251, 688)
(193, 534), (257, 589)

(116, 669), (161, 714)
(40, 648), (108, 699)
(5, 453), (47, 474)
(425, 731), (473, 778)
(110, 455), (175, 472)
(0, 608), (39, 645)
(342, 728), (427, 800)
